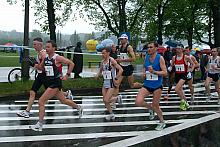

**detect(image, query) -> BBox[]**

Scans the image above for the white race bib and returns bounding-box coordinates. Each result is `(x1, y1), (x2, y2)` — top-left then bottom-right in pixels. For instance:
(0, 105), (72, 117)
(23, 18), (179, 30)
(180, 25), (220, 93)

(175, 64), (185, 72)
(120, 53), (131, 66)
(102, 71), (112, 79)
(45, 66), (54, 76)
(146, 71), (158, 81)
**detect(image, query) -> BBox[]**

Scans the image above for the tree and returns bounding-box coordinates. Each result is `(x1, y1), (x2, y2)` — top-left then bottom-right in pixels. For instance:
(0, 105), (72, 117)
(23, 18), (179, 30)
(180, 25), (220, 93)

(73, 0), (146, 37)
(210, 0), (220, 47)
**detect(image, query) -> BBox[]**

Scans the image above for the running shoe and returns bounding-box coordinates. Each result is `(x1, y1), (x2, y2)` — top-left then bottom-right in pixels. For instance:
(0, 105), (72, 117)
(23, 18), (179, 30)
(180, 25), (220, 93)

(29, 121), (43, 131)
(206, 95), (212, 102)
(190, 96), (195, 104)
(180, 100), (186, 110)
(110, 102), (117, 110)
(155, 121), (166, 131)
(17, 110), (30, 118)
(179, 100), (190, 110)
(78, 105), (83, 118)
(117, 95), (123, 105)
(66, 90), (74, 100)
(184, 101), (190, 109)
(105, 113), (115, 121)
(149, 110), (155, 120)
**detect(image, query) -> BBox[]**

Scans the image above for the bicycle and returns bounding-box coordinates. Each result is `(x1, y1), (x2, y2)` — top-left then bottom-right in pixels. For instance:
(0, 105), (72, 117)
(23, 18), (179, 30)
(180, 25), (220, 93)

(8, 57), (38, 83)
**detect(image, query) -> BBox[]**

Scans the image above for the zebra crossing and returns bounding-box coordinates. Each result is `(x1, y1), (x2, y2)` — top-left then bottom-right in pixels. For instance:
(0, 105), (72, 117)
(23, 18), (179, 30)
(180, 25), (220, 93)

(0, 82), (220, 147)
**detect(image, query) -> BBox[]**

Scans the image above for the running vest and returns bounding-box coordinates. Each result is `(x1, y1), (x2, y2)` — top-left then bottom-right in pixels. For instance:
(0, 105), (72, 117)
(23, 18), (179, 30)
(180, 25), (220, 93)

(44, 54), (62, 79)
(143, 54), (162, 88)
(119, 44), (131, 66)
(208, 56), (220, 74)
(36, 49), (46, 73)
(102, 58), (116, 80)
(174, 55), (188, 74)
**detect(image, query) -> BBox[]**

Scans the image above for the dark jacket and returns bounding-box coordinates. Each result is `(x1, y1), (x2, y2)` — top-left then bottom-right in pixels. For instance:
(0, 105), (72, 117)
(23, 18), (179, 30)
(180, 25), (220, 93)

(72, 42), (83, 74)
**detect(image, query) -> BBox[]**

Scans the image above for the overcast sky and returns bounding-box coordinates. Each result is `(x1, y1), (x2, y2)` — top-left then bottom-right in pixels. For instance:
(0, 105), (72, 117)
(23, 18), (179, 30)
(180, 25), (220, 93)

(0, 1), (96, 34)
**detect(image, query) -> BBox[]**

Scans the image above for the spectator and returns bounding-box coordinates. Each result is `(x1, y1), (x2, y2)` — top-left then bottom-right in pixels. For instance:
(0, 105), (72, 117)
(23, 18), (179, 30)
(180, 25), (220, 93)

(72, 42), (83, 78)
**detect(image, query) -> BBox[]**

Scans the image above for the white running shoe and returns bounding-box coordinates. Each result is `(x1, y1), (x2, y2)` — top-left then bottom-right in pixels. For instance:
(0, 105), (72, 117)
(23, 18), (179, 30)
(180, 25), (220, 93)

(66, 90), (74, 100)
(149, 110), (155, 120)
(78, 105), (83, 118)
(105, 113), (115, 121)
(117, 95), (123, 105)
(155, 121), (166, 131)
(29, 121), (43, 131)
(17, 110), (30, 118)
(206, 95), (212, 102)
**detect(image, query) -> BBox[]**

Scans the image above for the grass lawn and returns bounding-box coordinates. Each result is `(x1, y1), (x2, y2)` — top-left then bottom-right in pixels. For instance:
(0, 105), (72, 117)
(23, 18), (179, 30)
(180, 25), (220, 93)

(0, 77), (104, 96)
(0, 51), (144, 67)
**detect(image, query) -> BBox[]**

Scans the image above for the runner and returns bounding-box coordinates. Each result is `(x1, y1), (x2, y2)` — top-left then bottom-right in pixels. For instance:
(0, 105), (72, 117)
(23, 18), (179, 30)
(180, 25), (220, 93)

(204, 47), (220, 104)
(30, 40), (83, 131)
(135, 42), (167, 131)
(17, 38), (73, 118)
(96, 47), (123, 120)
(169, 45), (195, 110)
(183, 47), (199, 103)
(16, 37), (47, 118)
(117, 34), (142, 89)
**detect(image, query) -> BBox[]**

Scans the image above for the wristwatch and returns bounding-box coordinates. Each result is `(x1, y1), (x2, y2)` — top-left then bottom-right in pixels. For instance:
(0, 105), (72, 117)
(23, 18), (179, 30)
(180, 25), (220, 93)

(66, 73), (71, 77)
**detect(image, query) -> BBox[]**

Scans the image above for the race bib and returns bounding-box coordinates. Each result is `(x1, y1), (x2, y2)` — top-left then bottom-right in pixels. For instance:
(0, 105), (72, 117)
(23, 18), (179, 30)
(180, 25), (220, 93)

(45, 66), (54, 76)
(146, 71), (158, 81)
(120, 53), (130, 66)
(175, 64), (185, 72)
(102, 71), (112, 79)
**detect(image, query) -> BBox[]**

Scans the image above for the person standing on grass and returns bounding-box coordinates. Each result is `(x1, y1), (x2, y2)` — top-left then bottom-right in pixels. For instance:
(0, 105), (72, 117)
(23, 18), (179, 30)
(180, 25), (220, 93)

(73, 42), (83, 78)
(135, 42), (167, 131)
(30, 40), (83, 131)
(96, 47), (123, 121)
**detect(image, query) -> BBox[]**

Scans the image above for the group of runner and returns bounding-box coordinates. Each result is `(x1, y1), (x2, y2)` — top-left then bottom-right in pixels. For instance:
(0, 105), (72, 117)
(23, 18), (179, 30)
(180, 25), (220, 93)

(16, 34), (220, 132)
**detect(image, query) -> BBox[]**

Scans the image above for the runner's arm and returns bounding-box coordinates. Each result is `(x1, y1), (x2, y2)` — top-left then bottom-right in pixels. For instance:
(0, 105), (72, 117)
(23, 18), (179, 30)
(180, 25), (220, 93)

(186, 55), (195, 72)
(112, 59), (123, 79)
(153, 56), (167, 76)
(56, 56), (74, 77)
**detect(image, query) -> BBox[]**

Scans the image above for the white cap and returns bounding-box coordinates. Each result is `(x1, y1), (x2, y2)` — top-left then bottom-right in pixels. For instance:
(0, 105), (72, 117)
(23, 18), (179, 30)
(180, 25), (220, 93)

(119, 34), (128, 39)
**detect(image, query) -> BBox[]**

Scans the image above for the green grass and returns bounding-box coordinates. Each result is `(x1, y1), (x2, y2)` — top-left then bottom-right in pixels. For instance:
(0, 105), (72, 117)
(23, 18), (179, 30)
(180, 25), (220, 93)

(0, 77), (103, 96)
(0, 52), (144, 67)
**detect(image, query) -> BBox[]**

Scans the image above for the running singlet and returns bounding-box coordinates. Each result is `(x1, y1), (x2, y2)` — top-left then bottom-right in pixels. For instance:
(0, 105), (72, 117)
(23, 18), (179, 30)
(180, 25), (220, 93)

(102, 57), (116, 88)
(44, 54), (62, 79)
(208, 56), (220, 74)
(119, 44), (131, 66)
(174, 55), (187, 74)
(143, 54), (162, 88)
(102, 58), (116, 79)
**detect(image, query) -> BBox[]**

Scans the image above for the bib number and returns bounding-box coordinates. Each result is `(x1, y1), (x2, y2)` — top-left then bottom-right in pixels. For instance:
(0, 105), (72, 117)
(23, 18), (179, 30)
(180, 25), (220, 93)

(102, 71), (112, 79)
(175, 64), (185, 72)
(146, 71), (158, 81)
(45, 66), (54, 76)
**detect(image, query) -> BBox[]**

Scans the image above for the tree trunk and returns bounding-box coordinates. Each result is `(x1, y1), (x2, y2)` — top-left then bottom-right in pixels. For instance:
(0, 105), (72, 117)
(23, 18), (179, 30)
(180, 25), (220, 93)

(157, 4), (163, 45)
(187, 27), (193, 49)
(46, 0), (56, 42)
(21, 0), (30, 80)
(211, 0), (220, 47)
